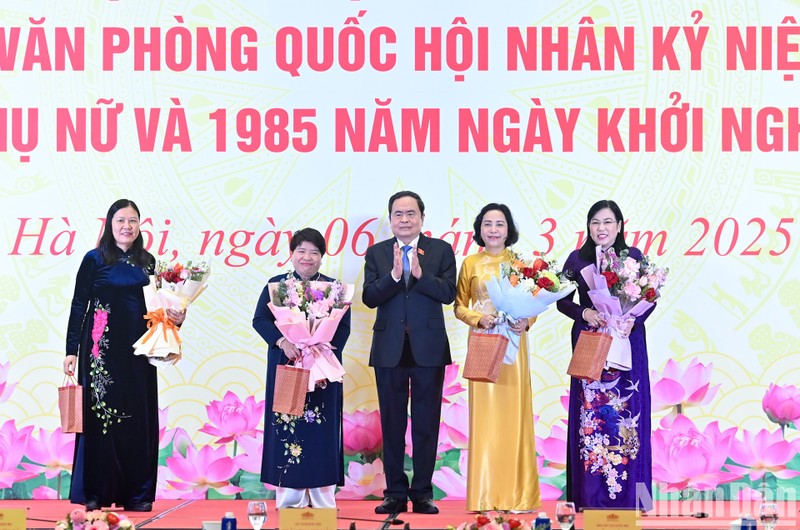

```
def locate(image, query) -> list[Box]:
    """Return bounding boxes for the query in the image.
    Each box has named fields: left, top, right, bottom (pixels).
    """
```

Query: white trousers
left=276, top=485, right=337, bottom=509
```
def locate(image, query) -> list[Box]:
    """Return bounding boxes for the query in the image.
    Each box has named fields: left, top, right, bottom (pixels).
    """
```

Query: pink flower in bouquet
left=762, top=383, right=800, bottom=427
left=650, top=357, right=720, bottom=416
left=0, top=420, right=37, bottom=488
left=432, top=465, right=466, bottom=500
left=622, top=281, right=642, bottom=300
left=726, top=428, right=800, bottom=480
left=60, top=508, right=135, bottom=530
left=32, top=485, right=57, bottom=499
left=442, top=363, right=466, bottom=403
left=70, top=508, right=87, bottom=523
left=622, top=256, right=640, bottom=276
left=199, top=391, right=264, bottom=445
left=166, top=444, right=243, bottom=498
left=651, top=414, right=741, bottom=492
left=0, top=360, right=16, bottom=404
left=343, top=409, right=383, bottom=457
left=535, top=424, right=567, bottom=477
left=21, top=427, right=74, bottom=478
left=337, top=459, right=387, bottom=499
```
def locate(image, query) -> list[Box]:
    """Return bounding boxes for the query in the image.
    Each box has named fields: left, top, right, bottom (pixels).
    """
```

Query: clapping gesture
left=392, top=243, right=423, bottom=280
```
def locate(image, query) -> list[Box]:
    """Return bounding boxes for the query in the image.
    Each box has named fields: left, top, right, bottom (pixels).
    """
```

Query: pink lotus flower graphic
left=432, top=464, right=465, bottom=500
left=158, top=407, right=171, bottom=449
left=32, top=485, right=58, bottom=499
left=437, top=398, right=469, bottom=451
left=404, top=397, right=469, bottom=455
left=0, top=420, right=37, bottom=488
left=22, top=427, right=74, bottom=478
left=159, top=405, right=192, bottom=455
left=156, top=465, right=186, bottom=500
left=0, top=360, right=16, bottom=404
left=737, top=486, right=764, bottom=501
left=535, top=424, right=567, bottom=477
left=762, top=383, right=800, bottom=429
left=727, top=428, right=800, bottom=481
left=442, top=363, right=466, bottom=403
left=166, top=444, right=244, bottom=498
left=234, top=433, right=264, bottom=475
left=343, top=409, right=382, bottom=457
left=336, top=459, right=387, bottom=499
left=651, top=358, right=720, bottom=418
left=651, top=414, right=742, bottom=492
left=199, top=391, right=264, bottom=446
left=539, top=472, right=565, bottom=501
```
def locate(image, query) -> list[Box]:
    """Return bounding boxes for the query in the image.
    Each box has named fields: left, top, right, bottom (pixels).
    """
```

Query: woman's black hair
left=577, top=199, right=628, bottom=262
left=290, top=227, right=327, bottom=255
left=471, top=203, right=519, bottom=247
left=97, top=199, right=151, bottom=267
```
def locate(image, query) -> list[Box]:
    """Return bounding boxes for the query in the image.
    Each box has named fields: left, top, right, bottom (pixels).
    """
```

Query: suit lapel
left=384, top=238, right=396, bottom=271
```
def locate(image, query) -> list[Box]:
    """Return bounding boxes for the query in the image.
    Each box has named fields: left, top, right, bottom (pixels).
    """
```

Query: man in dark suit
left=363, top=191, right=456, bottom=515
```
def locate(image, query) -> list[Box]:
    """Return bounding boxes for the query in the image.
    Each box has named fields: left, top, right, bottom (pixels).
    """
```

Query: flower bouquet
left=267, top=274, right=353, bottom=391
left=483, top=250, right=576, bottom=364
left=581, top=246, right=668, bottom=370
left=448, top=512, right=532, bottom=530
left=132, top=259, right=211, bottom=368
left=55, top=508, right=135, bottom=530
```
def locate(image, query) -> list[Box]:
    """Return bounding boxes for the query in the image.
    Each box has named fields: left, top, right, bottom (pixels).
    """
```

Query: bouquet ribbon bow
left=132, top=305, right=183, bottom=367
left=140, top=308, right=182, bottom=344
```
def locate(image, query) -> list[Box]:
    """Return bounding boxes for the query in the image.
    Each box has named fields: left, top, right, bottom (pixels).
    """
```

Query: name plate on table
left=279, top=508, right=337, bottom=530
left=583, top=509, right=639, bottom=530
left=0, top=508, right=26, bottom=530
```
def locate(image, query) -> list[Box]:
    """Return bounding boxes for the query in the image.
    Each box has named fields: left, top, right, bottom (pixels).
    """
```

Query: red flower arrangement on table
left=448, top=512, right=533, bottom=530
left=55, top=508, right=135, bottom=529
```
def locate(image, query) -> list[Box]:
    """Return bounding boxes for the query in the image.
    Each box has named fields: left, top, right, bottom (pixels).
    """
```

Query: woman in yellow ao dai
left=454, top=203, right=541, bottom=512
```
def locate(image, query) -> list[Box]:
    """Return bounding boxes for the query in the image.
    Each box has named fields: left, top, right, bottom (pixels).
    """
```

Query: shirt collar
left=396, top=235, right=420, bottom=249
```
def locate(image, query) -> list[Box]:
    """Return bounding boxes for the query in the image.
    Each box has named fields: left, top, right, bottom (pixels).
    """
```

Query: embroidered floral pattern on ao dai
left=579, top=372, right=641, bottom=500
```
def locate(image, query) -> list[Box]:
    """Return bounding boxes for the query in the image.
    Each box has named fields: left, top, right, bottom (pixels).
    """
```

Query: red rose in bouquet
left=536, top=276, right=554, bottom=290
left=643, top=287, right=658, bottom=302
left=601, top=270, right=619, bottom=287
left=532, top=257, right=549, bottom=273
